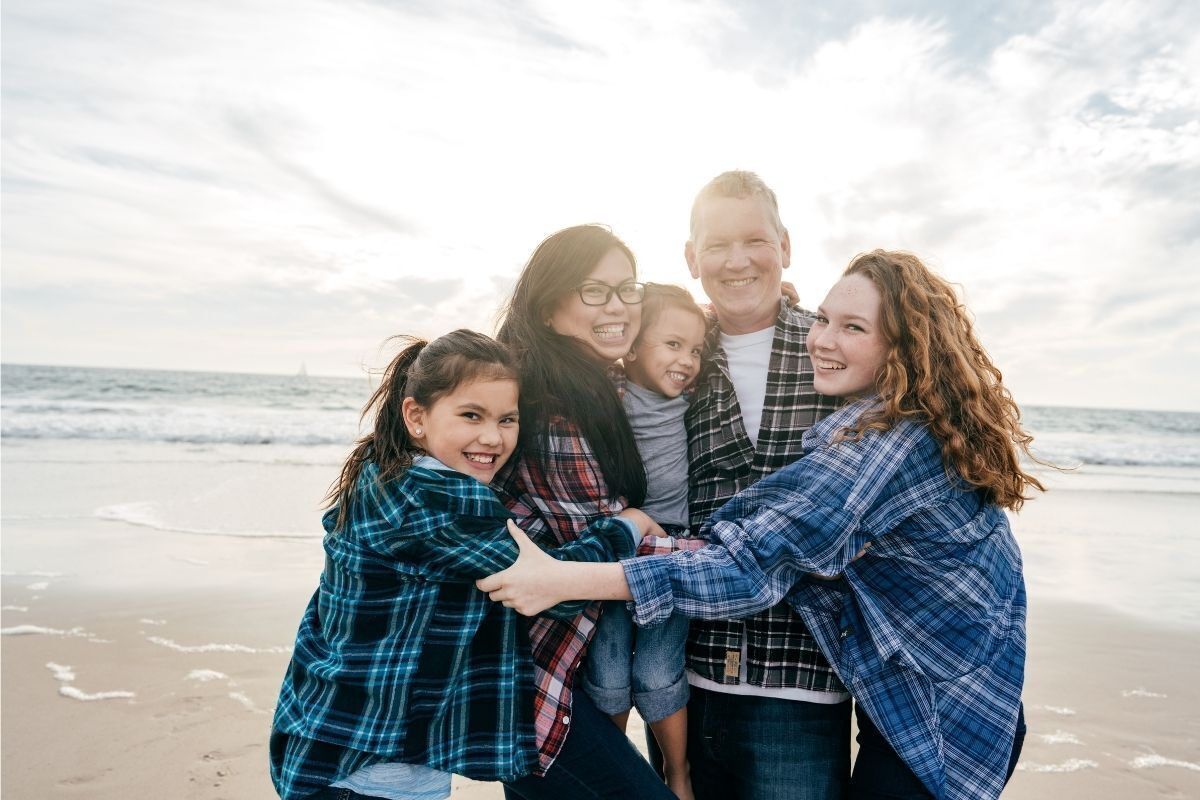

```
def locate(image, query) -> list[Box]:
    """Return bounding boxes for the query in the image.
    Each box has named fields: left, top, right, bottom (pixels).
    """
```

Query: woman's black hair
left=496, top=224, right=646, bottom=506
left=326, top=328, right=518, bottom=531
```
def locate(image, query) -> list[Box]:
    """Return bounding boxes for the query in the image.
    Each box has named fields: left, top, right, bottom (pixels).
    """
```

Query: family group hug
left=269, top=171, right=1038, bottom=800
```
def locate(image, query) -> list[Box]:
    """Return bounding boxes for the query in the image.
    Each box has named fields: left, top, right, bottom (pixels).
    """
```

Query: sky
left=2, top=0, right=1198, bottom=411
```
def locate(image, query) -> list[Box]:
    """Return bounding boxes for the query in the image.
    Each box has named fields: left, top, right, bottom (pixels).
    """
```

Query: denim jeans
left=850, top=702, right=1027, bottom=799
left=502, top=688, right=675, bottom=800
left=308, top=788, right=391, bottom=800
left=581, top=601, right=691, bottom=722
left=680, top=685, right=852, bottom=800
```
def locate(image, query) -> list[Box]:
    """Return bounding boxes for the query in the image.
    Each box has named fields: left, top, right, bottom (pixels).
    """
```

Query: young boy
left=584, top=283, right=708, bottom=800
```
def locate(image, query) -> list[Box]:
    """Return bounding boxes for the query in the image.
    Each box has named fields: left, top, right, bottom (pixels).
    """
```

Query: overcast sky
left=3, top=0, right=1198, bottom=410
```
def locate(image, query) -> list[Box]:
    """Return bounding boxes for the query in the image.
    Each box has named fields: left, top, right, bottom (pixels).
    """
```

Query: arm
left=530, top=510, right=658, bottom=620
left=480, top=479, right=865, bottom=622
left=477, top=521, right=635, bottom=616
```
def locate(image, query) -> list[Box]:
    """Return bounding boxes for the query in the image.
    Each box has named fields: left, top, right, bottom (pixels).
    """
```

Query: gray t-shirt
left=623, top=380, right=690, bottom=528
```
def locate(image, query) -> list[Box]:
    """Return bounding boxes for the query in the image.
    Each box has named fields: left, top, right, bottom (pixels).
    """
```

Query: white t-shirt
left=699, top=324, right=851, bottom=705
left=719, top=326, right=775, bottom=448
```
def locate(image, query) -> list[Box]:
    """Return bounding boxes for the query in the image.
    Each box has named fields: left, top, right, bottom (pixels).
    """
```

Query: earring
left=414, top=428, right=423, bottom=436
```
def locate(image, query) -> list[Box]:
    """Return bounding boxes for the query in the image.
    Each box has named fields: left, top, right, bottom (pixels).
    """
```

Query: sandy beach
left=3, top=437, right=1199, bottom=799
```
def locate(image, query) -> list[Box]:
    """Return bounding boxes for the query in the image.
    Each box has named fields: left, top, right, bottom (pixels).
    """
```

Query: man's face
left=685, top=195, right=790, bottom=334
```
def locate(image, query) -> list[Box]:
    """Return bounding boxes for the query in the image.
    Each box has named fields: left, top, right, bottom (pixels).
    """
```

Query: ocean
left=2, top=362, right=1200, bottom=587
left=3, top=362, right=1197, bottom=483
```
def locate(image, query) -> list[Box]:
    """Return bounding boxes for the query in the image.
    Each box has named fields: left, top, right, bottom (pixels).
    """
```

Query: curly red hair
left=840, top=250, right=1044, bottom=510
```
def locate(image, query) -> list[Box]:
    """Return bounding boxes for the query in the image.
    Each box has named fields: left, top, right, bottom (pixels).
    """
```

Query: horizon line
left=3, top=360, right=1197, bottom=416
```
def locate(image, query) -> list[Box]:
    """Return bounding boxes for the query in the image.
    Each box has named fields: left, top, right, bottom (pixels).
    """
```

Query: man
left=678, top=171, right=848, bottom=799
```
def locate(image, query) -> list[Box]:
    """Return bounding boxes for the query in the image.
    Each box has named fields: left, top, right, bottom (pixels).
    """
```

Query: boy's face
left=625, top=306, right=707, bottom=398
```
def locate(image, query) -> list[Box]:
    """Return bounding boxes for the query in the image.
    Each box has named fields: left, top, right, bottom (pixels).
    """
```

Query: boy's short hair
left=638, top=283, right=709, bottom=342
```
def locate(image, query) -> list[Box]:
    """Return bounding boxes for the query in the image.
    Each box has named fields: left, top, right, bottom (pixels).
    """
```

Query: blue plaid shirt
left=623, top=399, right=1026, bottom=800
left=271, top=456, right=634, bottom=800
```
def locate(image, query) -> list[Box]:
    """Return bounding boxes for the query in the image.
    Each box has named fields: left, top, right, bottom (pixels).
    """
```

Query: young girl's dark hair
left=497, top=225, right=647, bottom=507
left=326, top=328, right=518, bottom=531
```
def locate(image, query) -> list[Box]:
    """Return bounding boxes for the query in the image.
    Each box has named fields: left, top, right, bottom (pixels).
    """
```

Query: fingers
left=476, top=570, right=503, bottom=592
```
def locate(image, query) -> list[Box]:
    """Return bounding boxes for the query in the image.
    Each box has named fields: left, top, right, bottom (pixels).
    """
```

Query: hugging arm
left=481, top=488, right=864, bottom=622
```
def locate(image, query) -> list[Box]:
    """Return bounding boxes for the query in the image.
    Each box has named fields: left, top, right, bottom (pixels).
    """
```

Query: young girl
left=583, top=283, right=707, bottom=800
left=480, top=250, right=1037, bottom=800
left=269, top=329, right=639, bottom=800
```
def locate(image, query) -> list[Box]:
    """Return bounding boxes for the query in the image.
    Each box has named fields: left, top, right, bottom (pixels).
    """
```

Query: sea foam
left=45, top=661, right=135, bottom=702
left=147, top=636, right=290, bottom=654
left=1131, top=754, right=1200, bottom=772
left=1033, top=704, right=1077, bottom=716
left=1018, top=758, right=1099, bottom=773
left=2, top=625, right=93, bottom=638
left=96, top=503, right=316, bottom=539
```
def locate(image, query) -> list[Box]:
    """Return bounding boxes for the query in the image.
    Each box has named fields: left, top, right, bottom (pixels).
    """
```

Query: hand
left=476, top=520, right=570, bottom=616
left=781, top=281, right=800, bottom=305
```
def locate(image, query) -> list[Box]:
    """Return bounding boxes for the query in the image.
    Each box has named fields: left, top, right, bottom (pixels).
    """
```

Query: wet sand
left=3, top=443, right=1198, bottom=798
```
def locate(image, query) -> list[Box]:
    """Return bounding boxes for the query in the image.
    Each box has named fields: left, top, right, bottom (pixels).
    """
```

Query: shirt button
left=840, top=626, right=854, bottom=639
left=562, top=715, right=571, bottom=725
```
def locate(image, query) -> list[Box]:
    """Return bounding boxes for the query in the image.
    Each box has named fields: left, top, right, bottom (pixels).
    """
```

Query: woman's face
left=546, top=247, right=642, bottom=365
left=807, top=274, right=889, bottom=398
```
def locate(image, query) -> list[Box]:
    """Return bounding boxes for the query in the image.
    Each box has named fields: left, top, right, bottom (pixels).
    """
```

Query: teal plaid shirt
left=271, top=456, right=634, bottom=800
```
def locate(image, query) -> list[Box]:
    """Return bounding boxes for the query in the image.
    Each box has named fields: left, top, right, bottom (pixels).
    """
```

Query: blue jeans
left=308, top=789, right=390, bottom=800
left=682, top=685, right=851, bottom=800
left=502, top=688, right=675, bottom=800
left=582, top=601, right=690, bottom=722
left=849, top=702, right=1026, bottom=799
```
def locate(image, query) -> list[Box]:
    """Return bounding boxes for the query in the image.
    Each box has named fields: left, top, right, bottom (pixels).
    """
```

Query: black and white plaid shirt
left=684, top=298, right=844, bottom=692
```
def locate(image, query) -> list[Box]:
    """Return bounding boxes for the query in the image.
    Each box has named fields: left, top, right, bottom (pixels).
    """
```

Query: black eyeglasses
left=576, top=281, right=646, bottom=306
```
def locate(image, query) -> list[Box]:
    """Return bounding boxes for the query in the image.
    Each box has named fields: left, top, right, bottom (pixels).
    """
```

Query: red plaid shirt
left=495, top=414, right=627, bottom=774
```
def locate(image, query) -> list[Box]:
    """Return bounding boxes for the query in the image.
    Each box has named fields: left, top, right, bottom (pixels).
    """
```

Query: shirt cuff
left=621, top=554, right=676, bottom=627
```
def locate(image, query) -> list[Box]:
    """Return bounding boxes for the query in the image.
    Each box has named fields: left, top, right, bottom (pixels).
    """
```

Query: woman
left=494, top=224, right=674, bottom=800
left=482, top=250, right=1037, bottom=800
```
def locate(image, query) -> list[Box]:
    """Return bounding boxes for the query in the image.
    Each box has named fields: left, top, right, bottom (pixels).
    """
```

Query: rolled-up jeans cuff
left=634, top=671, right=689, bottom=723
left=580, top=676, right=633, bottom=716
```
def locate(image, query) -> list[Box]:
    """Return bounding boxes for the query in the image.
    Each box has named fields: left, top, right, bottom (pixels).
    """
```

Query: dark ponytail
left=326, top=329, right=518, bottom=531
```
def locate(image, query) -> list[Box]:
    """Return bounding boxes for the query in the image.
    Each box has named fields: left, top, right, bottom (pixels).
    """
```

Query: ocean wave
left=95, top=503, right=320, bottom=539
left=146, top=635, right=290, bottom=654
left=3, top=425, right=353, bottom=447
left=4, top=367, right=1198, bottom=471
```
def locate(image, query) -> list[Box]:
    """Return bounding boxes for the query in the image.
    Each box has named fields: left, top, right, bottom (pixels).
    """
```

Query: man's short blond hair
left=688, top=170, right=784, bottom=240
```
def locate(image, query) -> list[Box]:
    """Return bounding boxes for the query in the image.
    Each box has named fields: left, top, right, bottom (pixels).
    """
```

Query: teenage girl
left=481, top=250, right=1037, bottom=800
left=269, top=329, right=638, bottom=800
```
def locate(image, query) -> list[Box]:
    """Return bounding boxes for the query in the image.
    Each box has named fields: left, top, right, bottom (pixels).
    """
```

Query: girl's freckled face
left=807, top=274, right=889, bottom=398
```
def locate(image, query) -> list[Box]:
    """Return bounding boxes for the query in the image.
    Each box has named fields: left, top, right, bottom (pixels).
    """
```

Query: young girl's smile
left=404, top=377, right=520, bottom=483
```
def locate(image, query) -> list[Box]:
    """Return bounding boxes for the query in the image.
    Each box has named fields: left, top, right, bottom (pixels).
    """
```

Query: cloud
left=224, top=110, right=419, bottom=235
left=2, top=0, right=1198, bottom=409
